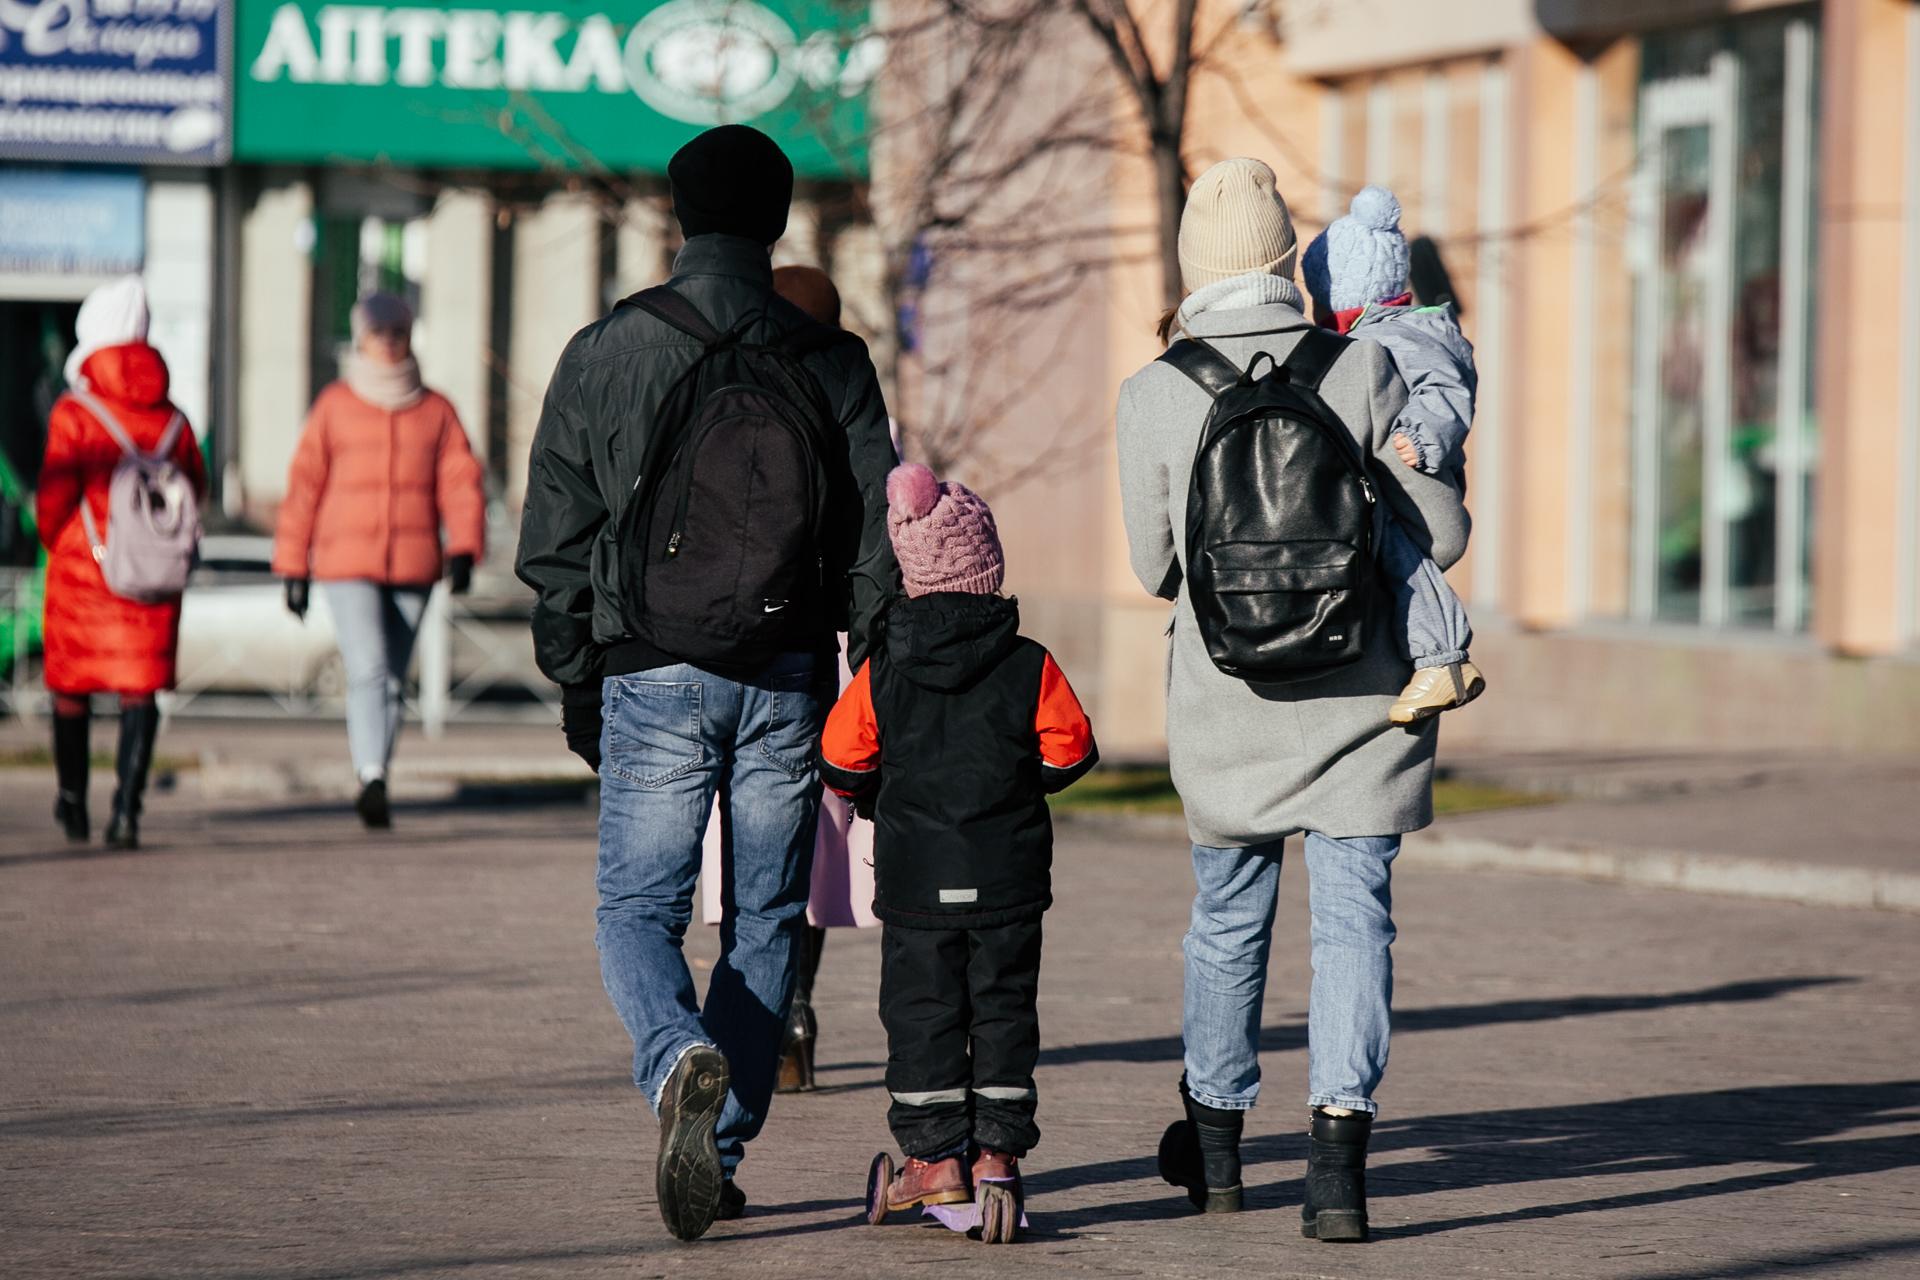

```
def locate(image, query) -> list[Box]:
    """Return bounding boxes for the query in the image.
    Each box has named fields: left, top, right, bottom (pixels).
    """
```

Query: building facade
left=984, top=0, right=1920, bottom=757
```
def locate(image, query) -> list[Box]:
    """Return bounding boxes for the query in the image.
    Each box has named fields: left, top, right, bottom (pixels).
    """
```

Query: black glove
left=448, top=554, right=474, bottom=596
left=561, top=682, right=603, bottom=774
left=285, top=578, right=310, bottom=620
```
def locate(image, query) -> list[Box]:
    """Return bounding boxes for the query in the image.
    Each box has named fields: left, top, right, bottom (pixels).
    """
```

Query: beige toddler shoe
left=1389, top=661, right=1486, bottom=724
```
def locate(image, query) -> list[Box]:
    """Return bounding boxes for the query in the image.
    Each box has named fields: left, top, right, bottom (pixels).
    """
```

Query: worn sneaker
left=656, top=1045, right=731, bottom=1241
left=885, top=1154, right=972, bottom=1212
left=1389, top=661, right=1486, bottom=725
left=717, top=1180, right=747, bottom=1221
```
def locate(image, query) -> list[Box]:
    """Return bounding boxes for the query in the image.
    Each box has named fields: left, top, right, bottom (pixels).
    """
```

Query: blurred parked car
left=175, top=534, right=343, bottom=700
left=173, top=533, right=551, bottom=711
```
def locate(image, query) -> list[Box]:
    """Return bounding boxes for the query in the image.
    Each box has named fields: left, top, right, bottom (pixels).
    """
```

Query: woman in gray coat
left=1116, top=158, right=1470, bottom=1243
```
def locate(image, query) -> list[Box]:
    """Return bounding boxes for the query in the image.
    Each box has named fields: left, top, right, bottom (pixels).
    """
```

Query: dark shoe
left=1158, top=1076, right=1244, bottom=1213
left=103, top=808, right=139, bottom=851
left=53, top=710, right=90, bottom=843
left=884, top=1154, right=971, bottom=1212
left=55, top=791, right=89, bottom=843
left=1301, top=1107, right=1373, bottom=1242
left=775, top=1001, right=817, bottom=1093
left=104, top=703, right=160, bottom=851
left=356, top=778, right=391, bottom=830
left=717, top=1180, right=746, bottom=1221
left=655, top=1045, right=730, bottom=1242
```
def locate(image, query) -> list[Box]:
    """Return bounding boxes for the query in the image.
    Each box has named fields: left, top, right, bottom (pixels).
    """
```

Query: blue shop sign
left=0, top=1, right=229, bottom=165
left=0, top=169, right=144, bottom=273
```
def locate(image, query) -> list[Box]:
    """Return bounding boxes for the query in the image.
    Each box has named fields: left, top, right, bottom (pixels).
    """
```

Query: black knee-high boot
left=1301, top=1107, right=1373, bottom=1242
left=776, top=925, right=825, bottom=1093
left=52, top=708, right=91, bottom=842
left=1158, top=1075, right=1245, bottom=1212
left=104, top=702, right=160, bottom=851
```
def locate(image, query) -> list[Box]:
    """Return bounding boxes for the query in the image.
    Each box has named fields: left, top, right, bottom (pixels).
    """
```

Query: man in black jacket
left=514, top=125, right=900, bottom=1242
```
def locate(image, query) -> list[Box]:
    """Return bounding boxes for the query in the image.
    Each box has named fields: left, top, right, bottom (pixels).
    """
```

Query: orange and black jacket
left=820, top=593, right=1097, bottom=928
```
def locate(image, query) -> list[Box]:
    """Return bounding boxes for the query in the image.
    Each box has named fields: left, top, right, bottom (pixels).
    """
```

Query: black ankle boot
left=1301, top=1107, right=1372, bottom=1242
left=103, top=703, right=160, bottom=851
left=52, top=710, right=91, bottom=843
left=1157, top=1075, right=1244, bottom=1212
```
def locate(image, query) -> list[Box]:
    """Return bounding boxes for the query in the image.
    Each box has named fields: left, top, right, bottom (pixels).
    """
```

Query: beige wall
left=1001, top=0, right=1920, bottom=759
left=1814, top=0, right=1914, bottom=654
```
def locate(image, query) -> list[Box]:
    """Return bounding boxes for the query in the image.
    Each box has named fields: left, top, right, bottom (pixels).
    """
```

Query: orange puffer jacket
left=272, top=380, right=486, bottom=586
left=37, top=343, right=208, bottom=696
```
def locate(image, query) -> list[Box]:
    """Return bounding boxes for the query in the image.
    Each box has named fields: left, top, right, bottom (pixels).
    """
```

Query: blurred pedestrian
left=699, top=263, right=883, bottom=1097
left=516, top=124, right=900, bottom=1240
left=273, top=292, right=486, bottom=829
left=38, top=276, right=207, bottom=850
left=1117, top=158, right=1471, bottom=1242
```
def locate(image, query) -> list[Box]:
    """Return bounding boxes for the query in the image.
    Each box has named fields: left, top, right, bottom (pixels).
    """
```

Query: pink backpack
left=71, top=388, right=201, bottom=602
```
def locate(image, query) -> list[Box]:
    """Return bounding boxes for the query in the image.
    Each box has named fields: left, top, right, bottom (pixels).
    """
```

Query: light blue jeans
left=1381, top=515, right=1472, bottom=668
left=1184, top=833, right=1401, bottom=1115
left=595, top=653, right=828, bottom=1176
left=320, top=581, right=430, bottom=782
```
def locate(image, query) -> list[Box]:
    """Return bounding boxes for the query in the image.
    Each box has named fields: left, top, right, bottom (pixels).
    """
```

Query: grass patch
left=1054, top=765, right=1547, bottom=819
left=0, top=746, right=198, bottom=773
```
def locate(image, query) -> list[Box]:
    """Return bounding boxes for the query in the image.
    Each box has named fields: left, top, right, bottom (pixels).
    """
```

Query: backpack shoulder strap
left=1157, top=339, right=1241, bottom=401
left=619, top=286, right=725, bottom=345
left=69, top=387, right=143, bottom=459
left=1280, top=327, right=1348, bottom=392
left=154, top=410, right=188, bottom=460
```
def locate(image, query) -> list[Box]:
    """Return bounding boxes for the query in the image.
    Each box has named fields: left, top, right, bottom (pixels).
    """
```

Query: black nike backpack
left=613, top=287, right=844, bottom=668
left=1159, top=327, right=1380, bottom=681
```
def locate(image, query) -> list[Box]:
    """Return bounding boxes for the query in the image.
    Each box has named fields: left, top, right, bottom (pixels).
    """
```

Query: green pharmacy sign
left=232, top=0, right=877, bottom=177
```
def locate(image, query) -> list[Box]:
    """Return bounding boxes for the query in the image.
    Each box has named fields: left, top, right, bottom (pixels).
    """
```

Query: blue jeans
left=320, top=581, right=430, bottom=781
left=1380, top=515, right=1472, bottom=668
left=1184, top=833, right=1400, bottom=1115
left=595, top=653, right=828, bottom=1176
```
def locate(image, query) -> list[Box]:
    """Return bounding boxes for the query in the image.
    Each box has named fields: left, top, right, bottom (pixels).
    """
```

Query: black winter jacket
left=819, top=594, right=1098, bottom=928
left=514, top=234, right=901, bottom=686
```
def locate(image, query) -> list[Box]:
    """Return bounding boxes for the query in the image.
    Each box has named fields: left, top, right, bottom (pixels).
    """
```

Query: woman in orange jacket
left=40, top=276, right=207, bottom=849
left=272, top=293, right=485, bottom=828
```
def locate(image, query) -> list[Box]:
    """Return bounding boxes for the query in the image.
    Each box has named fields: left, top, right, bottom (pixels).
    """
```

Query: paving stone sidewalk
left=2, top=778, right=1916, bottom=1279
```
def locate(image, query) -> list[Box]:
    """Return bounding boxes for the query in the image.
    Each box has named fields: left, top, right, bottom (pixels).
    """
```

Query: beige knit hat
left=1178, top=158, right=1299, bottom=292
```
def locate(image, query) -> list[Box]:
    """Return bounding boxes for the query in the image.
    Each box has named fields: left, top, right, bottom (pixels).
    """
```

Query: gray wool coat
left=1116, top=300, right=1472, bottom=847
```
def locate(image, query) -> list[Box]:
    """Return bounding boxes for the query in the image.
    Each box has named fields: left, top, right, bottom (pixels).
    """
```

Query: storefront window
left=1630, top=9, right=1818, bottom=631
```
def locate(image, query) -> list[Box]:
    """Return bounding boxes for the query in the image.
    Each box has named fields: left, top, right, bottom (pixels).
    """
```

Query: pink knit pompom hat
left=886, top=463, right=1005, bottom=598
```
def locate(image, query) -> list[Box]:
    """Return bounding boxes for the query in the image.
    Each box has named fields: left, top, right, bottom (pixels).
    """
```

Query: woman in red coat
left=38, top=277, right=207, bottom=849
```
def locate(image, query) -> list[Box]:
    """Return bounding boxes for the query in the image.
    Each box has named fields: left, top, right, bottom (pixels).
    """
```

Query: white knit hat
left=1178, top=158, right=1299, bottom=292
left=1301, top=185, right=1410, bottom=313
left=65, top=275, right=149, bottom=387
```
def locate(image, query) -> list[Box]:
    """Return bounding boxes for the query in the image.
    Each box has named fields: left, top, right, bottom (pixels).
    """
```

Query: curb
left=194, top=753, right=594, bottom=803
left=1057, top=811, right=1920, bottom=915
left=1414, top=834, right=1920, bottom=915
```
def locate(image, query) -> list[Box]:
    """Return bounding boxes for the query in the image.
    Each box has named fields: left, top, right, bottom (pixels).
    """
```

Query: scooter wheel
left=978, top=1182, right=1019, bottom=1244
left=865, top=1151, right=894, bottom=1226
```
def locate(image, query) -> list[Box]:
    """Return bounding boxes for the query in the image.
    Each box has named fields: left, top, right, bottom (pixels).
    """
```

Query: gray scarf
left=1173, top=272, right=1307, bottom=341
left=343, top=353, right=424, bottom=410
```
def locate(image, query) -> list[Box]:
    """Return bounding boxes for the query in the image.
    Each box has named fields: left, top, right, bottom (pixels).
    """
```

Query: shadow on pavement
left=1635, top=1234, right=1920, bottom=1279
left=1037, top=975, right=1854, bottom=1067
left=1032, top=1079, right=1920, bottom=1239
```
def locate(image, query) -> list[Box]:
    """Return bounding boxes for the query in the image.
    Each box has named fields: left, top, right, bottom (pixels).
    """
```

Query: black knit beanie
left=668, top=125, right=794, bottom=245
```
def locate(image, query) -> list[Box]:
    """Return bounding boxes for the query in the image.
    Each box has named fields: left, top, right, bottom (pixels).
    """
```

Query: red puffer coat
left=271, top=381, right=485, bottom=586
left=37, top=343, right=208, bottom=696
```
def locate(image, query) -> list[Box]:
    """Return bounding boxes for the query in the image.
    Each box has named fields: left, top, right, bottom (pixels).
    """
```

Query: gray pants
left=1379, top=516, right=1472, bottom=669
left=321, top=581, right=430, bottom=781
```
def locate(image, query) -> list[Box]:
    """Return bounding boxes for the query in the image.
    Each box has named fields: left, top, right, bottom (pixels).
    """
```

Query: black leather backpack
left=1160, top=328, right=1379, bottom=681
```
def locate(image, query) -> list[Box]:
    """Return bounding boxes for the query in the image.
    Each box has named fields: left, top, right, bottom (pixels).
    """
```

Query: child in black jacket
left=821, top=463, right=1097, bottom=1242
